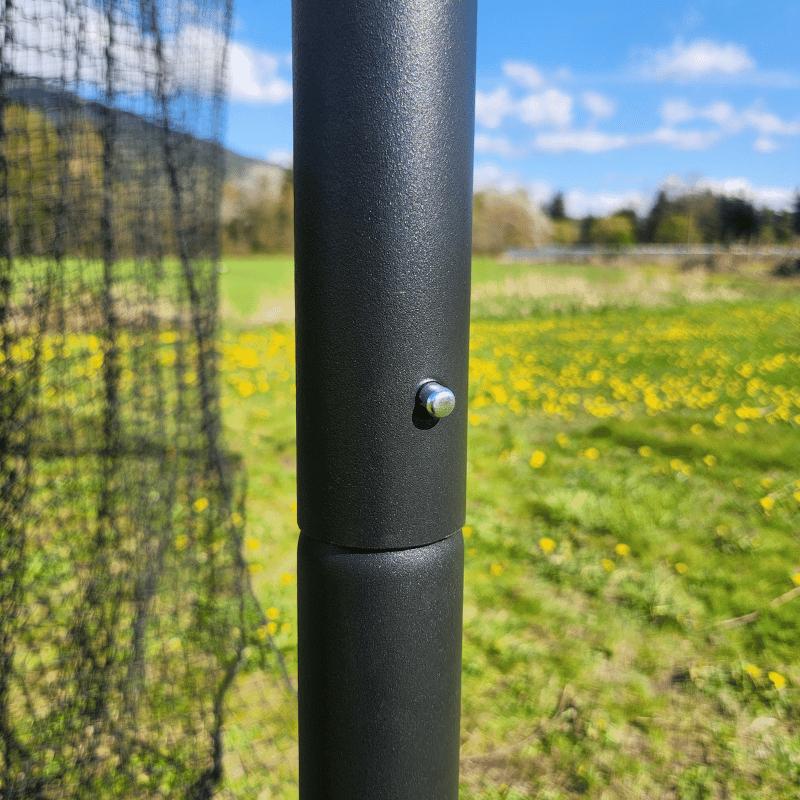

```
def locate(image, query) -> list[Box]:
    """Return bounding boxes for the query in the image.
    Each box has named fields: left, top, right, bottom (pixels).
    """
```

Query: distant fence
left=504, top=245, right=800, bottom=264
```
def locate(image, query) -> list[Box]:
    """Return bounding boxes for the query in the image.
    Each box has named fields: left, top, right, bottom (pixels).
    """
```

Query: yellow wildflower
left=539, top=537, right=556, bottom=553
left=615, top=543, right=631, bottom=557
left=768, top=671, right=786, bottom=689
left=192, top=497, right=209, bottom=513
left=601, top=558, right=615, bottom=572
left=759, top=497, right=775, bottom=512
left=280, top=573, right=296, bottom=585
left=529, top=451, right=546, bottom=468
left=490, top=563, right=504, bottom=577
left=675, top=562, right=688, bottom=575
left=745, top=664, right=761, bottom=680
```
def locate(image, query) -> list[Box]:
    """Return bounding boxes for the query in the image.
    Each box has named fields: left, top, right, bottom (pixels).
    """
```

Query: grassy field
left=215, top=257, right=800, bottom=799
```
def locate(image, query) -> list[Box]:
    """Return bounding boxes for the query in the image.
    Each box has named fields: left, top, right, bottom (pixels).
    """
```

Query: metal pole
left=293, top=0, right=476, bottom=797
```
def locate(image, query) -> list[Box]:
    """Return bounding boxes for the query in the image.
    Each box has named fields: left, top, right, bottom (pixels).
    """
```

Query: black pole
left=293, top=0, right=476, bottom=796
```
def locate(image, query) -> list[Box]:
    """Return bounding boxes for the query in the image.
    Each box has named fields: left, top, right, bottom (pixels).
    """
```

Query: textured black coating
left=293, top=0, right=477, bottom=549
left=297, top=532, right=464, bottom=800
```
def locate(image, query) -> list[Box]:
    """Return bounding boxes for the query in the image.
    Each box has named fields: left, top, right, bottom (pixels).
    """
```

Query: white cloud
left=753, top=138, right=779, bottom=153
left=566, top=189, right=649, bottom=218
left=643, top=38, right=755, bottom=81
left=473, top=163, right=540, bottom=196
left=518, top=89, right=573, bottom=128
left=474, top=134, right=521, bottom=158
left=267, top=148, right=293, bottom=167
left=684, top=176, right=796, bottom=210
left=660, top=98, right=696, bottom=126
left=660, top=99, right=800, bottom=143
left=534, top=130, right=630, bottom=154
left=475, top=87, right=516, bottom=129
left=2, top=0, right=290, bottom=105
left=582, top=92, right=616, bottom=122
left=644, top=127, right=720, bottom=150
left=502, top=60, right=545, bottom=90
left=229, top=42, right=292, bottom=104
left=743, top=106, right=800, bottom=136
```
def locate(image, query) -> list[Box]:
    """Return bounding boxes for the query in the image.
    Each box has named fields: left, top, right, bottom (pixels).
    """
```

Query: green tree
left=545, top=191, right=566, bottom=221
left=642, top=190, right=669, bottom=243
left=654, top=213, right=700, bottom=244
left=589, top=214, right=635, bottom=246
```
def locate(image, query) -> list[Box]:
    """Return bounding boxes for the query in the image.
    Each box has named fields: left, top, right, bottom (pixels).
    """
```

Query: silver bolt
left=418, top=381, right=456, bottom=419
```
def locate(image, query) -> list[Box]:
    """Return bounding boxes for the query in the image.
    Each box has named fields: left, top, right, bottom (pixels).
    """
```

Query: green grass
left=215, top=258, right=800, bottom=799
left=218, top=255, right=294, bottom=319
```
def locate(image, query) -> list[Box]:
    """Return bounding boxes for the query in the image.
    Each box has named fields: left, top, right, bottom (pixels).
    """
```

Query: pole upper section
left=293, top=0, right=477, bottom=550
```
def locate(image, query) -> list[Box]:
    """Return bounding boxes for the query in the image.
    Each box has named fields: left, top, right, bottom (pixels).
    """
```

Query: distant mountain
left=4, top=74, right=286, bottom=194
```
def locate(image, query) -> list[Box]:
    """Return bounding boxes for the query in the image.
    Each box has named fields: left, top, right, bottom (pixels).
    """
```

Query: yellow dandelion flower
left=690, top=423, right=704, bottom=435
left=281, top=622, right=292, bottom=633
left=615, top=543, right=631, bottom=557
left=247, top=538, right=260, bottom=551
left=703, top=454, right=717, bottom=467
left=192, top=497, right=209, bottom=513
left=759, top=496, right=775, bottom=512
left=230, top=512, right=243, bottom=526
left=735, top=422, right=749, bottom=434
left=675, top=562, right=688, bottom=575
left=237, top=380, right=255, bottom=398
left=760, top=477, right=774, bottom=489
left=585, top=447, right=599, bottom=460
left=638, top=445, right=652, bottom=457
left=539, top=537, right=556, bottom=553
left=267, top=622, right=278, bottom=635
left=792, top=573, right=800, bottom=586
left=794, top=492, right=800, bottom=504
left=280, top=573, right=296, bottom=585
left=255, top=626, right=268, bottom=642
left=601, top=558, right=615, bottom=572
left=768, top=671, right=786, bottom=689
left=529, top=450, right=546, bottom=468
left=745, top=664, right=761, bottom=680
left=490, top=563, right=504, bottom=576
left=175, top=534, right=189, bottom=551
left=467, top=548, right=477, bottom=557
left=266, top=607, right=279, bottom=620
left=463, top=526, right=473, bottom=537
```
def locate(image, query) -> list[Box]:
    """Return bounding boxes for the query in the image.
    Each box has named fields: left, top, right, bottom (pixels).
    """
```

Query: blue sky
left=226, top=0, right=799, bottom=217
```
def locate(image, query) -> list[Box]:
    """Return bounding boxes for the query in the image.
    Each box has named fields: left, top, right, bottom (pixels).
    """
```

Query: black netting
left=0, top=0, right=282, bottom=796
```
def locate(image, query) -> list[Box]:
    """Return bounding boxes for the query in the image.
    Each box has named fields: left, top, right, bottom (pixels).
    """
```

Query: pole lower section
left=298, top=532, right=464, bottom=800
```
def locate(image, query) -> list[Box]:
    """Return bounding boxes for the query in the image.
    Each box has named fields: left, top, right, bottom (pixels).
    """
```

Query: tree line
left=471, top=187, right=800, bottom=255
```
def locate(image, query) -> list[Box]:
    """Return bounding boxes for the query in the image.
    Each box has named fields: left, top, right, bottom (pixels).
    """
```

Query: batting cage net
left=0, top=0, right=285, bottom=796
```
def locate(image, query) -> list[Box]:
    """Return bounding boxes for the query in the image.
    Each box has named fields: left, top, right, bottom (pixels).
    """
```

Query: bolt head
left=418, top=381, right=455, bottom=419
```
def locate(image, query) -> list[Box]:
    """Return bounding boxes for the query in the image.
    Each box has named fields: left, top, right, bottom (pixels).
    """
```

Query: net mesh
left=0, top=0, right=285, bottom=796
